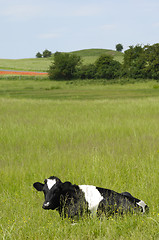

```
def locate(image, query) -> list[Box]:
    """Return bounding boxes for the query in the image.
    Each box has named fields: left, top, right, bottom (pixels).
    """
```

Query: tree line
left=36, top=49, right=52, bottom=58
left=47, top=43, right=159, bottom=81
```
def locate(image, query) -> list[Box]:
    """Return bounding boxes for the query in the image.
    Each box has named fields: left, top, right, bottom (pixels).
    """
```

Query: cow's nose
left=42, top=202, right=50, bottom=209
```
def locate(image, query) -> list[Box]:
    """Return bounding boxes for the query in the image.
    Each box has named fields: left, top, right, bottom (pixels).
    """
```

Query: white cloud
left=0, top=1, right=103, bottom=22
left=38, top=33, right=60, bottom=39
left=71, top=4, right=103, bottom=17
left=0, top=3, right=43, bottom=20
left=100, top=24, right=116, bottom=31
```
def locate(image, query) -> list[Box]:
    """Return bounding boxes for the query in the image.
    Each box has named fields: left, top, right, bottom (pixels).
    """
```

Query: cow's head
left=33, top=176, right=62, bottom=210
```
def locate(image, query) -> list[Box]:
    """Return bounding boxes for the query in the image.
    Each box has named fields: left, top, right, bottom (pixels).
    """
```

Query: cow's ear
left=33, top=182, right=44, bottom=191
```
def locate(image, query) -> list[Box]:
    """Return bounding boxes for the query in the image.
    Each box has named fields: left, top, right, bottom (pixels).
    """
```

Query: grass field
left=0, top=77, right=159, bottom=100
left=0, top=78, right=159, bottom=239
left=0, top=49, right=123, bottom=72
left=0, top=58, right=52, bottom=72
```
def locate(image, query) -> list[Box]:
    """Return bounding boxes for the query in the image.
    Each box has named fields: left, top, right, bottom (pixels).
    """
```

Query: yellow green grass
left=0, top=58, right=52, bottom=72
left=0, top=79, right=159, bottom=239
left=0, top=78, right=159, bottom=100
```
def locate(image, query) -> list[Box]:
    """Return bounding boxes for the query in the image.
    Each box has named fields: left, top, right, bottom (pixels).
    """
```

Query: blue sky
left=1, top=0, right=159, bottom=59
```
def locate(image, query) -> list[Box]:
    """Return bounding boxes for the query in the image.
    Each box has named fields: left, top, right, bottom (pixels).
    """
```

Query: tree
left=122, top=45, right=146, bottom=78
left=36, top=52, right=42, bottom=58
left=76, top=64, right=96, bottom=79
left=43, top=49, right=52, bottom=58
left=48, top=52, right=81, bottom=80
left=95, top=54, right=121, bottom=79
left=144, top=43, right=159, bottom=79
left=116, top=44, right=123, bottom=52
left=122, top=44, right=159, bottom=79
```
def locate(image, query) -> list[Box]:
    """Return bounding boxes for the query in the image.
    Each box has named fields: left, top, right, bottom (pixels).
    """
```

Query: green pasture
left=0, top=49, right=123, bottom=72
left=0, top=78, right=159, bottom=239
left=0, top=58, right=52, bottom=72
left=0, top=77, right=159, bottom=101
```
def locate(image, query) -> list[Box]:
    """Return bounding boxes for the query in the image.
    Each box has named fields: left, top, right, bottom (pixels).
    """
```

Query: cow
left=33, top=176, right=149, bottom=219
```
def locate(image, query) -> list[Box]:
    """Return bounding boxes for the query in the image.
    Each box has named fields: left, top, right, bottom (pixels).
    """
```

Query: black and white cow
left=33, top=176, right=149, bottom=219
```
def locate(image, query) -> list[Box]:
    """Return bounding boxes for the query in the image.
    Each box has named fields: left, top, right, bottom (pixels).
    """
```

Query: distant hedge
left=123, top=43, right=159, bottom=80
left=48, top=43, right=159, bottom=81
left=48, top=52, right=121, bottom=81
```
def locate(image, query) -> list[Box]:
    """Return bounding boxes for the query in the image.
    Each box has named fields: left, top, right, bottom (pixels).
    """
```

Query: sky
left=1, top=0, right=159, bottom=59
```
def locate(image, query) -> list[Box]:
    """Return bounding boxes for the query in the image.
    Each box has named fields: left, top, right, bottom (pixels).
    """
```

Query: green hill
left=0, top=49, right=123, bottom=72
left=71, top=48, right=123, bottom=57
left=71, top=48, right=123, bottom=65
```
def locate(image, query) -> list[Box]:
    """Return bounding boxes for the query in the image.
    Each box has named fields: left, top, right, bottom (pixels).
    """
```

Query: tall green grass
left=0, top=78, right=159, bottom=100
left=0, top=86, right=159, bottom=239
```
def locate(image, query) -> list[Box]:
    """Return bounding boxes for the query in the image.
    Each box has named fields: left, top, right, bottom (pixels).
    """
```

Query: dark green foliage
left=95, top=55, right=121, bottom=79
left=75, top=55, right=121, bottom=80
left=42, top=49, right=52, bottom=58
left=116, top=44, right=123, bottom=52
left=123, top=44, right=159, bottom=80
left=36, top=49, right=52, bottom=58
left=36, top=52, right=42, bottom=58
left=123, top=45, right=144, bottom=67
left=48, top=52, right=81, bottom=80
left=123, top=45, right=146, bottom=79
left=144, top=44, right=159, bottom=79
left=48, top=43, right=159, bottom=81
left=76, top=64, right=97, bottom=79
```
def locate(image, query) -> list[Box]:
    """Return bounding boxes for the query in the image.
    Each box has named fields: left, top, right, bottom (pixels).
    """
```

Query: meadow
left=0, top=77, right=159, bottom=239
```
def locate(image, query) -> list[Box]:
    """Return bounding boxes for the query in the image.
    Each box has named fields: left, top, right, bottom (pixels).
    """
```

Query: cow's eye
left=44, top=179, right=47, bottom=184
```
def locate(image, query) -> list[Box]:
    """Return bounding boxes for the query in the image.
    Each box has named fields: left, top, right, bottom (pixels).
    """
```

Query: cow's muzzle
left=42, top=202, right=50, bottom=209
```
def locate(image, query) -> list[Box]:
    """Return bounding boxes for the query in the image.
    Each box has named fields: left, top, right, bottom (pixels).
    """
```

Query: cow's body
left=33, top=176, right=149, bottom=219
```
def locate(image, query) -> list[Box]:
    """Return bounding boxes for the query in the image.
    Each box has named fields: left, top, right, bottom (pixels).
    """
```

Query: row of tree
left=48, top=43, right=159, bottom=80
left=48, top=52, right=122, bottom=80
left=36, top=49, right=52, bottom=58
left=123, top=44, right=159, bottom=79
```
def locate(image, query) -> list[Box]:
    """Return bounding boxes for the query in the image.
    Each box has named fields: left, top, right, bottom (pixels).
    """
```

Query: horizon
left=0, top=47, right=123, bottom=60
left=1, top=0, right=159, bottom=59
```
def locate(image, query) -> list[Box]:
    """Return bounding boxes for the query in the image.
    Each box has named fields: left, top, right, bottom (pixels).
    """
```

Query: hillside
left=0, top=48, right=123, bottom=72
left=71, top=48, right=123, bottom=64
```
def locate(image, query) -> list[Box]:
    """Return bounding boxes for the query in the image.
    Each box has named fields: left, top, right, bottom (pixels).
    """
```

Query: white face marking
left=137, top=200, right=146, bottom=213
left=47, top=179, right=56, bottom=190
left=79, top=185, right=103, bottom=215
left=43, top=202, right=50, bottom=207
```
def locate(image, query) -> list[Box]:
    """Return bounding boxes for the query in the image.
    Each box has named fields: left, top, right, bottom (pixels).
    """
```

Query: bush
left=48, top=52, right=81, bottom=80
left=48, top=52, right=122, bottom=81
left=95, top=54, right=121, bottom=79
left=76, top=64, right=96, bottom=79
left=144, top=44, right=159, bottom=79
left=123, top=43, right=159, bottom=79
